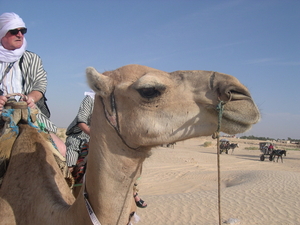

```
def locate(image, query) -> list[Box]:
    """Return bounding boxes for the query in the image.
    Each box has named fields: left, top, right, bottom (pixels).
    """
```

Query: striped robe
left=65, top=95, right=94, bottom=167
left=19, top=50, right=57, bottom=133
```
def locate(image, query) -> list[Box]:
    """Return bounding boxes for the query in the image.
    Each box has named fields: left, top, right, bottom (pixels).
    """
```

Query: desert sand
left=56, top=128, right=300, bottom=225
left=133, top=137, right=300, bottom=225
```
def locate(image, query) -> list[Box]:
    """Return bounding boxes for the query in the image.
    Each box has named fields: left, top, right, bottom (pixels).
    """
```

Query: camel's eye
left=138, top=87, right=161, bottom=99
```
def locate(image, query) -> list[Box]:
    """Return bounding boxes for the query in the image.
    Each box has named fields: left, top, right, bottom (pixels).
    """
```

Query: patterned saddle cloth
left=0, top=101, right=73, bottom=188
left=72, top=142, right=89, bottom=184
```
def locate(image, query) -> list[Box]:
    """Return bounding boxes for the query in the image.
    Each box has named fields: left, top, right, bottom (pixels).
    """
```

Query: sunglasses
left=8, top=28, right=27, bottom=35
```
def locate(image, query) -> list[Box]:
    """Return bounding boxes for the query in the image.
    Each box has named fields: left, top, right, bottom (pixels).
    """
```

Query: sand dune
left=136, top=137, right=300, bottom=225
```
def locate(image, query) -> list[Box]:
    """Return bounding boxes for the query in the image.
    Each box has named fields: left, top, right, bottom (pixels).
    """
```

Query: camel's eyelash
left=137, top=87, right=162, bottom=99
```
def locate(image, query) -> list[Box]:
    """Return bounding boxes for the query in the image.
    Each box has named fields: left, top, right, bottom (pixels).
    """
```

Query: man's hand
left=0, top=95, right=8, bottom=112
left=68, top=167, right=74, bottom=173
left=21, top=95, right=36, bottom=108
left=25, top=96, right=36, bottom=108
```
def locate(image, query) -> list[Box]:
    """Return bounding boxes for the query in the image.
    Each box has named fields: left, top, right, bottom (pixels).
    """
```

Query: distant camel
left=0, top=64, right=260, bottom=224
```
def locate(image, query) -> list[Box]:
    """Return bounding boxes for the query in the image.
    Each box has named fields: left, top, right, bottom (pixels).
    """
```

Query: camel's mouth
left=219, top=98, right=260, bottom=134
left=216, top=83, right=260, bottom=127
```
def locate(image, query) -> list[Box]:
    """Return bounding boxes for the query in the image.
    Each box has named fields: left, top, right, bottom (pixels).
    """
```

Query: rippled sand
left=136, top=137, right=300, bottom=225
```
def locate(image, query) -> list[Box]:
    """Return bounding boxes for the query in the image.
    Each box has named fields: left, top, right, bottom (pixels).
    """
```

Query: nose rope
left=216, top=101, right=225, bottom=134
left=215, top=100, right=225, bottom=225
left=213, top=92, right=232, bottom=225
left=213, top=92, right=232, bottom=138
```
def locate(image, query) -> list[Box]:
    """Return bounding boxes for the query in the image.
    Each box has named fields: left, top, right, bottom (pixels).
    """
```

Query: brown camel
left=0, top=64, right=260, bottom=225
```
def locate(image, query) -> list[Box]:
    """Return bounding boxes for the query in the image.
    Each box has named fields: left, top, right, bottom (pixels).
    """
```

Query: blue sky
left=1, top=0, right=299, bottom=139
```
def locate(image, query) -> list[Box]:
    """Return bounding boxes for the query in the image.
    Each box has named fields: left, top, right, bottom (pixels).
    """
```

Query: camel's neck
left=75, top=96, right=147, bottom=224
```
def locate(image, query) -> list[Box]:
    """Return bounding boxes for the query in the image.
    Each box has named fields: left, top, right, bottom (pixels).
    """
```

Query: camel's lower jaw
left=223, top=100, right=261, bottom=125
left=219, top=117, right=256, bottom=135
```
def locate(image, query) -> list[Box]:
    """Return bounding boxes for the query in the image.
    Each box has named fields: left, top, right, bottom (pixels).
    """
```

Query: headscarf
left=0, top=12, right=27, bottom=62
left=84, top=90, right=95, bottom=100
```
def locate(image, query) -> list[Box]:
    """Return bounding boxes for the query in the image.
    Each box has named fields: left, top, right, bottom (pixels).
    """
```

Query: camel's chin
left=223, top=101, right=260, bottom=125
left=221, top=104, right=260, bottom=134
left=220, top=118, right=254, bottom=135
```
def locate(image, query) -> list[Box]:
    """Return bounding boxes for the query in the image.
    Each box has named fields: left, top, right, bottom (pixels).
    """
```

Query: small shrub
left=245, top=146, right=259, bottom=150
left=285, top=148, right=300, bottom=151
left=203, top=141, right=212, bottom=147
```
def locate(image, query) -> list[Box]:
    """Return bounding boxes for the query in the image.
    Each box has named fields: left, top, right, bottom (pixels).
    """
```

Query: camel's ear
left=86, top=67, right=114, bottom=97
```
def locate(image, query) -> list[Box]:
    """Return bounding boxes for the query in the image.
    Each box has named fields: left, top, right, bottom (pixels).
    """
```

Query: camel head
left=86, top=64, right=260, bottom=148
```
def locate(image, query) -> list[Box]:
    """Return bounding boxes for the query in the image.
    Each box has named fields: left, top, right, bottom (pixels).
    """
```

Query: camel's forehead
left=103, top=64, right=167, bottom=81
left=101, top=64, right=240, bottom=88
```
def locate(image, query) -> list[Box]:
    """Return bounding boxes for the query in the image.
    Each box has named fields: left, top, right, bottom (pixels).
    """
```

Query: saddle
left=0, top=99, right=73, bottom=187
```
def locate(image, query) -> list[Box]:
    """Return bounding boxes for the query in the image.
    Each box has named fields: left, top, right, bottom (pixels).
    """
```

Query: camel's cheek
left=117, top=104, right=216, bottom=146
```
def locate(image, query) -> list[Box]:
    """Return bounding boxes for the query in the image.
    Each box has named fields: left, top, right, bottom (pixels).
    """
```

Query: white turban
left=0, top=12, right=27, bottom=62
left=84, top=90, right=95, bottom=99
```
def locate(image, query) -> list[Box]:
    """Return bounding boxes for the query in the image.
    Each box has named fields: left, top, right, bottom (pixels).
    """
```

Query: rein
left=102, top=93, right=140, bottom=150
left=5, top=93, right=28, bottom=101
left=82, top=175, right=102, bottom=225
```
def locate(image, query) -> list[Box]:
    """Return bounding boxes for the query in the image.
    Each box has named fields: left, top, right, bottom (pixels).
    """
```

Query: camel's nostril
left=230, top=90, right=247, bottom=96
left=229, top=90, right=251, bottom=100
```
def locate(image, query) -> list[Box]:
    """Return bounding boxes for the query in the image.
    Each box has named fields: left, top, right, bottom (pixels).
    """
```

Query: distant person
left=226, top=141, right=230, bottom=147
left=65, top=91, right=94, bottom=171
left=268, top=143, right=274, bottom=154
left=0, top=12, right=66, bottom=156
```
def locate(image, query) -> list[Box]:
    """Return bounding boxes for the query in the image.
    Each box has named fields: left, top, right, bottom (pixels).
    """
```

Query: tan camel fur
left=0, top=64, right=260, bottom=225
